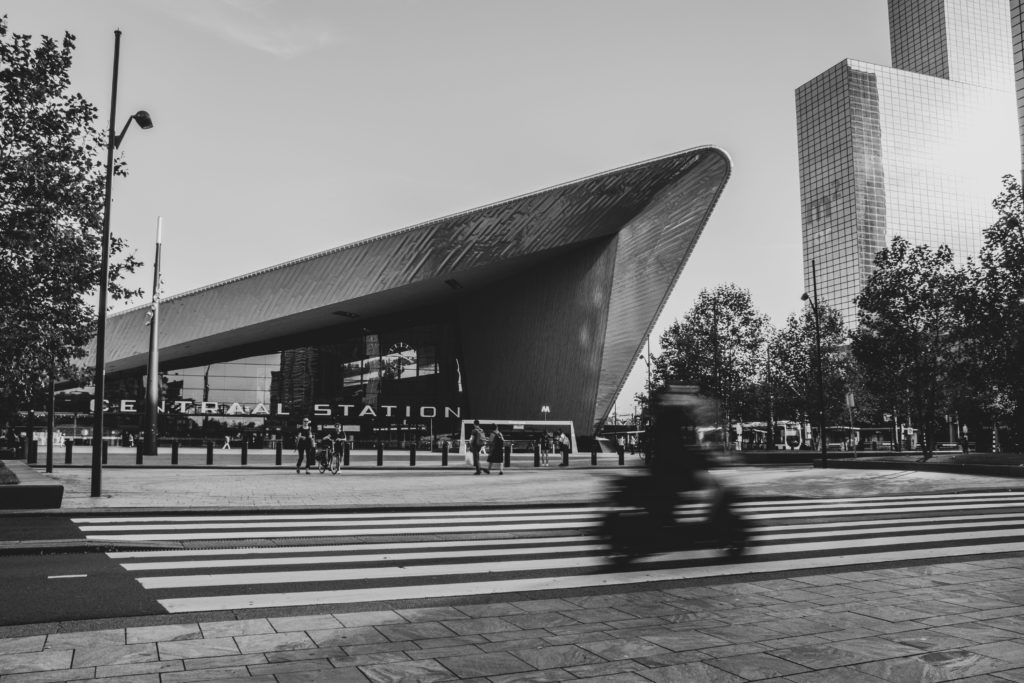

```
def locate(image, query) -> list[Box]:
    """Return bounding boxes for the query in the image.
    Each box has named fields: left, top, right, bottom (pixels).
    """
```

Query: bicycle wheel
left=317, top=449, right=327, bottom=473
left=330, top=453, right=341, bottom=474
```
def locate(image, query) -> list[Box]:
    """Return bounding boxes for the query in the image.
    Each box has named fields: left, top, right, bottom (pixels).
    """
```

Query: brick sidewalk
left=2, top=555, right=1023, bottom=681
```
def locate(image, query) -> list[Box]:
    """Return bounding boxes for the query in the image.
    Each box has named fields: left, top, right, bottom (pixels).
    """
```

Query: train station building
left=67, top=147, right=731, bottom=448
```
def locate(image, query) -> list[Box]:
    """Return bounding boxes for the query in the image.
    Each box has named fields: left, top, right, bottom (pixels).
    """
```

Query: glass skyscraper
left=796, top=0, right=1018, bottom=327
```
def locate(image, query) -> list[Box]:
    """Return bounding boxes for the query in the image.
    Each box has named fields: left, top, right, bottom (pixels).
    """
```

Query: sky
left=5, top=0, right=893, bottom=415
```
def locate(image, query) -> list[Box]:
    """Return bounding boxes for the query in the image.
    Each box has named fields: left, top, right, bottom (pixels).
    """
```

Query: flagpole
left=144, top=217, right=162, bottom=456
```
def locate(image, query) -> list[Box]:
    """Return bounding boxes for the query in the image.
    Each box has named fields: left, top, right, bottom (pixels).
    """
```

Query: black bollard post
left=136, top=440, right=143, bottom=465
left=561, top=448, right=569, bottom=467
left=377, top=442, right=383, bottom=466
left=65, top=440, right=73, bottom=465
left=241, top=440, right=248, bottom=466
left=441, top=440, right=449, bottom=467
left=618, top=445, right=625, bottom=466
left=343, top=441, right=350, bottom=466
left=410, top=443, right=416, bottom=467
left=206, top=441, right=213, bottom=466
left=275, top=440, right=283, bottom=466
left=591, top=442, right=597, bottom=466
left=171, top=440, right=179, bottom=465
left=534, top=442, right=541, bottom=468
left=504, top=443, right=511, bottom=468
left=27, top=439, right=37, bottom=464
left=102, top=441, right=108, bottom=464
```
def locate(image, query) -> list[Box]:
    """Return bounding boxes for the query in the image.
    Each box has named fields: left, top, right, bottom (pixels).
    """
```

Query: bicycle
left=315, top=440, right=342, bottom=474
left=315, top=444, right=329, bottom=473
left=328, top=443, right=341, bottom=474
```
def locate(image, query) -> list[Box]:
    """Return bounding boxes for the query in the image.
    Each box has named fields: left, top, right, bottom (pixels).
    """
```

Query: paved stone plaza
left=1, top=554, right=1024, bottom=681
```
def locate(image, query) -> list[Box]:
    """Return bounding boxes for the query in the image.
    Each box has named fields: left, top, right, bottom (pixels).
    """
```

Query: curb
left=814, top=458, right=1024, bottom=478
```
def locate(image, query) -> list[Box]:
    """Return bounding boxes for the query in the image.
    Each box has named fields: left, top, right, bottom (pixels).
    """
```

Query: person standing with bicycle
left=323, top=422, right=345, bottom=473
left=312, top=422, right=346, bottom=474
left=295, top=417, right=315, bottom=475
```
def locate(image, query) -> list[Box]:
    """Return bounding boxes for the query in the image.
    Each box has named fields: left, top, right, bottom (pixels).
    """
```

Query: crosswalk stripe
left=120, top=542, right=608, bottom=571
left=71, top=507, right=613, bottom=525
left=85, top=520, right=603, bottom=542
left=75, top=512, right=605, bottom=533
left=108, top=535, right=589, bottom=559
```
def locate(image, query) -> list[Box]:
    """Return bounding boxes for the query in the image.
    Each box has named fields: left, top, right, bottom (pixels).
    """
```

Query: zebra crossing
left=73, top=491, right=1024, bottom=614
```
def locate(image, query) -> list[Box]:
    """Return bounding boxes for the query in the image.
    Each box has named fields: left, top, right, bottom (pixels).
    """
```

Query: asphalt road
left=2, top=553, right=163, bottom=625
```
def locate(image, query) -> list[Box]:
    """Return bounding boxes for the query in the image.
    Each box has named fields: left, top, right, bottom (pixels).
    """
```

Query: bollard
left=618, top=446, right=624, bottom=466
left=206, top=441, right=213, bottom=465
left=65, top=440, right=73, bottom=465
left=275, top=441, right=283, bottom=466
left=27, top=440, right=37, bottom=464
left=241, top=440, right=248, bottom=466
left=591, top=443, right=597, bottom=466
left=343, top=441, right=350, bottom=466
left=102, top=441, right=108, bottom=464
left=504, top=443, right=511, bottom=468
left=377, top=442, right=383, bottom=466
left=171, top=440, right=179, bottom=465
left=561, top=448, right=569, bottom=467
left=534, top=442, right=541, bottom=467
left=441, top=440, right=449, bottom=467
left=136, top=440, right=143, bottom=465
left=409, top=444, right=416, bottom=467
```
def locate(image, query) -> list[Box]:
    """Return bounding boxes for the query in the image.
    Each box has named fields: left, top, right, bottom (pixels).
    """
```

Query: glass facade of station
left=796, top=0, right=1018, bottom=327
left=56, top=311, right=464, bottom=448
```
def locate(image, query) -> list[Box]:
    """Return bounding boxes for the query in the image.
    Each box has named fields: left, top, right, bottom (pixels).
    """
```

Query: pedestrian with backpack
left=469, top=419, right=486, bottom=475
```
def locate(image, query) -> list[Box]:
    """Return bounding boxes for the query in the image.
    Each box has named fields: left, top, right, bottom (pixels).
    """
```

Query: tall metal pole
left=91, top=29, right=121, bottom=497
left=766, top=343, right=775, bottom=450
left=144, top=217, right=162, bottom=456
left=811, top=259, right=827, bottom=468
left=46, top=376, right=55, bottom=473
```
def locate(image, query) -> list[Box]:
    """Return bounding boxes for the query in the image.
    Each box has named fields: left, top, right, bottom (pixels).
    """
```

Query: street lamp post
left=801, top=259, right=827, bottom=468
left=90, top=29, right=153, bottom=497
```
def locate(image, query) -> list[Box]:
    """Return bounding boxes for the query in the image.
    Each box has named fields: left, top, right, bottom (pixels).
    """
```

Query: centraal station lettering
left=99, top=401, right=461, bottom=419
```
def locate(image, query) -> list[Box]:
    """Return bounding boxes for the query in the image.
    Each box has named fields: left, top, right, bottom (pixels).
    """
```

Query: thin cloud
left=152, top=0, right=340, bottom=58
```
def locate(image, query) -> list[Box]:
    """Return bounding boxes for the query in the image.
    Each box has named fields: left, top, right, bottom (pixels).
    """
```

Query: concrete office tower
left=796, top=0, right=1018, bottom=327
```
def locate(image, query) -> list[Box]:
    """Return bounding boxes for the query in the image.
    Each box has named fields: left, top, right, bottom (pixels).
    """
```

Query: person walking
left=540, top=431, right=552, bottom=466
left=295, top=417, right=315, bottom=474
left=486, top=424, right=505, bottom=474
left=221, top=433, right=231, bottom=450
left=469, top=419, right=486, bottom=475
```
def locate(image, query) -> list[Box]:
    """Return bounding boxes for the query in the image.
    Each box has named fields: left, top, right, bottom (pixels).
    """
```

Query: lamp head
left=801, top=292, right=810, bottom=302
left=133, top=110, right=154, bottom=129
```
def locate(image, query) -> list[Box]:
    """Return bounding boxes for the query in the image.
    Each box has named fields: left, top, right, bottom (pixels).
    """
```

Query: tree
left=652, top=284, right=769, bottom=444
left=965, top=175, right=1024, bottom=450
left=851, top=236, right=971, bottom=455
left=0, top=16, right=141, bottom=418
left=769, top=302, right=848, bottom=445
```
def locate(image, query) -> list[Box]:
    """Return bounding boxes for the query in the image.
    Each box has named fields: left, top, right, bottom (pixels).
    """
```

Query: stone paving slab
left=2, top=555, right=1023, bottom=682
